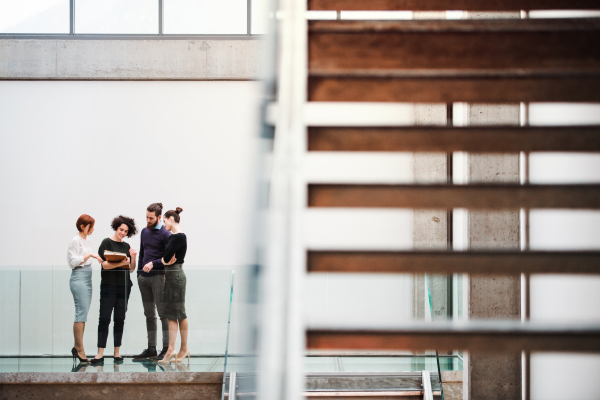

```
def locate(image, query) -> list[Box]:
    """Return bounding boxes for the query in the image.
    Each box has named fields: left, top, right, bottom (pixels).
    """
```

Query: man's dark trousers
left=137, top=274, right=169, bottom=348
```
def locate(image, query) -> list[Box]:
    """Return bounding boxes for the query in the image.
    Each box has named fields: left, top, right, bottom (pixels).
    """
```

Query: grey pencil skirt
left=70, top=270, right=93, bottom=322
left=163, top=264, right=187, bottom=320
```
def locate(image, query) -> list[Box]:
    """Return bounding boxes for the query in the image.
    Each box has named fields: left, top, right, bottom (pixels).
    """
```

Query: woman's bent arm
left=101, top=259, right=130, bottom=270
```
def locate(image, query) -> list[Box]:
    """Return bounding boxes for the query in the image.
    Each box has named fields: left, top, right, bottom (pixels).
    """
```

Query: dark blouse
left=98, top=238, right=133, bottom=287
left=163, top=233, right=187, bottom=265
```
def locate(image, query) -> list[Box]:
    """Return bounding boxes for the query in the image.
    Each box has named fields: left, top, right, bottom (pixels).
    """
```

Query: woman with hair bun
left=92, top=215, right=138, bottom=364
left=144, top=207, right=189, bottom=364
left=68, top=214, right=103, bottom=363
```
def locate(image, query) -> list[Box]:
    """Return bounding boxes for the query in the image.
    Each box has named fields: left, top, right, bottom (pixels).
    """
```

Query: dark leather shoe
left=90, top=357, right=104, bottom=365
left=153, top=347, right=169, bottom=361
left=133, top=348, right=157, bottom=360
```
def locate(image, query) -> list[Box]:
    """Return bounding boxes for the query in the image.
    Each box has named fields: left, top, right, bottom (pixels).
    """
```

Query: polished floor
left=0, top=355, right=462, bottom=374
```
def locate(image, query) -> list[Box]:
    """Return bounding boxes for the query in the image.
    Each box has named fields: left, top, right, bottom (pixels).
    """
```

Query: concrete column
left=411, top=102, right=458, bottom=396
left=466, top=104, right=521, bottom=400
left=410, top=11, right=523, bottom=400
left=411, top=104, right=449, bottom=321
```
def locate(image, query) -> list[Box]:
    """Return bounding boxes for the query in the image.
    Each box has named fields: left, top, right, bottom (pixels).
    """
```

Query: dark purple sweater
left=137, top=225, right=171, bottom=277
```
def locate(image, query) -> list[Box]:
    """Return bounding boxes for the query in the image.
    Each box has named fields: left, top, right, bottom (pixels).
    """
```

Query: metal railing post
left=70, top=0, right=75, bottom=34
left=247, top=0, right=252, bottom=35
left=158, top=0, right=164, bottom=35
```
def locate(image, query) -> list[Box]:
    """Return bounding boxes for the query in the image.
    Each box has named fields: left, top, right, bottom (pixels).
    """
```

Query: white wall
left=0, top=81, right=260, bottom=267
left=0, top=80, right=262, bottom=356
left=303, top=103, right=419, bottom=327
left=528, top=103, right=600, bottom=400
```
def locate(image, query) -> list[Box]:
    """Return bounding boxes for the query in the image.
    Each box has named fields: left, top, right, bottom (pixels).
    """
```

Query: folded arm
left=100, top=258, right=130, bottom=270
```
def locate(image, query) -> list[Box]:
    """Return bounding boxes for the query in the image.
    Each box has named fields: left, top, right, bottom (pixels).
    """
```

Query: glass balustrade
left=1, top=264, right=461, bottom=398
left=0, top=267, right=234, bottom=373
left=219, top=271, right=462, bottom=400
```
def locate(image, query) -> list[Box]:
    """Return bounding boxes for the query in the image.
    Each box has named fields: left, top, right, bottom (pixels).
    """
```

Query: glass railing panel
left=438, top=355, right=463, bottom=372
left=121, top=268, right=233, bottom=362
left=305, top=356, right=338, bottom=372
left=1, top=266, right=236, bottom=372
left=221, top=271, right=235, bottom=400
left=0, top=269, right=20, bottom=356
left=221, top=264, right=259, bottom=400
left=426, top=270, right=466, bottom=398
left=20, top=268, right=53, bottom=356
left=340, top=356, right=440, bottom=373
left=302, top=355, right=462, bottom=373
left=188, top=270, right=234, bottom=355
left=52, top=267, right=76, bottom=356
left=0, top=358, right=19, bottom=372
left=425, top=273, right=445, bottom=399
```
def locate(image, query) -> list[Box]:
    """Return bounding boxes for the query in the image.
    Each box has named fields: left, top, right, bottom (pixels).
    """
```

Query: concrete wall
left=0, top=39, right=260, bottom=79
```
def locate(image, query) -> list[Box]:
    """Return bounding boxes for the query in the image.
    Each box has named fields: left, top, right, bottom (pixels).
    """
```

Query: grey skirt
left=163, top=264, right=187, bottom=320
left=70, top=270, right=93, bottom=322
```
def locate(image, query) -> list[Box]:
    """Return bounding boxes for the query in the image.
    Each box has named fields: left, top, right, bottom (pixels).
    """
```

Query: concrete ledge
left=0, top=39, right=261, bottom=80
left=0, top=383, right=222, bottom=400
left=0, top=372, right=223, bottom=400
left=0, top=371, right=222, bottom=384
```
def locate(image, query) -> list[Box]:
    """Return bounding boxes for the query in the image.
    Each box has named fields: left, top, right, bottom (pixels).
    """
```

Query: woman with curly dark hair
left=91, top=215, right=138, bottom=364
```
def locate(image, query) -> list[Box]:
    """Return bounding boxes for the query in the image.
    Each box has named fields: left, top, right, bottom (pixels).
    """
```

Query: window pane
left=251, top=0, right=270, bottom=34
left=0, top=0, right=70, bottom=33
left=164, top=0, right=246, bottom=34
left=75, top=0, right=158, bottom=34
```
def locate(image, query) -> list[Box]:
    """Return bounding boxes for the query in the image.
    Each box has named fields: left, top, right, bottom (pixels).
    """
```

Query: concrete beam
left=0, top=39, right=261, bottom=80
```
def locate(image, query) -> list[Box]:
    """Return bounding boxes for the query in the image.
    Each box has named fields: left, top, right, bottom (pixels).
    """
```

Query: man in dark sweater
left=132, top=203, right=171, bottom=361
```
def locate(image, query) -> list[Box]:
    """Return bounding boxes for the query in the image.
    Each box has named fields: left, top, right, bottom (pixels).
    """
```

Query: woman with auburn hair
left=68, top=214, right=103, bottom=364
left=143, top=207, right=189, bottom=364
left=91, top=215, right=138, bottom=365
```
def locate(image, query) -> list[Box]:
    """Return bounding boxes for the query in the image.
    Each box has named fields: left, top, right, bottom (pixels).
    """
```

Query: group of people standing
left=67, top=203, right=189, bottom=365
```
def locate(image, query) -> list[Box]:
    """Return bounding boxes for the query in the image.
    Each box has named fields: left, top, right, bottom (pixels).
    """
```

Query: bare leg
left=94, top=348, right=105, bottom=359
left=114, top=346, right=121, bottom=358
left=166, top=320, right=179, bottom=355
left=73, top=322, right=89, bottom=360
left=177, top=319, right=189, bottom=358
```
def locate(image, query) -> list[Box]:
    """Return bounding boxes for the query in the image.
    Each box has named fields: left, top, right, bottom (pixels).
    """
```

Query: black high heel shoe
left=71, top=347, right=90, bottom=363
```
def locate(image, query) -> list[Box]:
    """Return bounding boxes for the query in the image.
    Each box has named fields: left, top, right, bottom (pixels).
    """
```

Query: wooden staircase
left=262, top=1, right=600, bottom=399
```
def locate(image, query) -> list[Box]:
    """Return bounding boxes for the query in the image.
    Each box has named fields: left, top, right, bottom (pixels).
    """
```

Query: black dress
left=162, top=233, right=187, bottom=320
